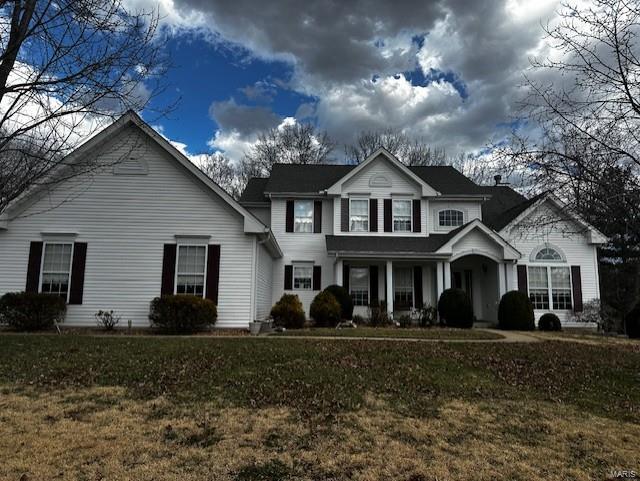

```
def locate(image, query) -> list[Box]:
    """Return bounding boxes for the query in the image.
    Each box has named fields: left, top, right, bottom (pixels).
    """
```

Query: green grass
left=0, top=334, right=638, bottom=422
left=273, top=326, right=503, bottom=340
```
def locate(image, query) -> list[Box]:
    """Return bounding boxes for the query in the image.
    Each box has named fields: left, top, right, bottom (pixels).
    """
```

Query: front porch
left=333, top=255, right=518, bottom=322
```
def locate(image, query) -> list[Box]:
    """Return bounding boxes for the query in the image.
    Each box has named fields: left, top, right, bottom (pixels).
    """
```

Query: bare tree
left=498, top=0, right=640, bottom=323
left=344, top=128, right=447, bottom=166
left=242, top=121, right=334, bottom=177
left=0, top=0, right=168, bottom=215
left=197, top=152, right=243, bottom=199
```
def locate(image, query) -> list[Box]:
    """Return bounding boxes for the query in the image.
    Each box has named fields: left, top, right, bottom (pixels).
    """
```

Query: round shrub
left=310, top=291, right=341, bottom=327
left=498, top=290, right=534, bottom=331
left=538, top=313, right=562, bottom=331
left=149, top=295, right=217, bottom=334
left=323, top=284, right=353, bottom=320
left=437, top=288, right=473, bottom=328
left=270, top=294, right=305, bottom=329
left=625, top=303, right=640, bottom=339
left=0, top=292, right=66, bottom=331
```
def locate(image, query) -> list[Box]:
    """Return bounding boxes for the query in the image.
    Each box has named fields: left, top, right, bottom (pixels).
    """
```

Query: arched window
left=534, top=247, right=563, bottom=262
left=438, top=209, right=464, bottom=227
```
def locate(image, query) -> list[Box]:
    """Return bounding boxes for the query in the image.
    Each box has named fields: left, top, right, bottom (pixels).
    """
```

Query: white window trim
left=174, top=244, right=208, bottom=298
left=39, top=241, right=74, bottom=303
left=292, top=262, right=313, bottom=291
left=530, top=243, right=566, bottom=263
left=437, top=209, right=465, bottom=228
left=349, top=266, right=370, bottom=306
left=293, top=200, right=314, bottom=234
left=527, top=264, right=573, bottom=311
left=349, top=197, right=369, bottom=232
left=392, top=199, right=413, bottom=233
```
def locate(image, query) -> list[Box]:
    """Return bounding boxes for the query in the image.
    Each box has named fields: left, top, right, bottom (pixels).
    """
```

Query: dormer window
left=393, top=200, right=412, bottom=232
left=294, top=200, right=314, bottom=233
left=439, top=209, right=464, bottom=227
left=349, top=199, right=369, bottom=232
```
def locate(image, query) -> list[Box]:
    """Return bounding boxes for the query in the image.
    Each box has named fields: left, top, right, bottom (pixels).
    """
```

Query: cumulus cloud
left=125, top=0, right=564, bottom=162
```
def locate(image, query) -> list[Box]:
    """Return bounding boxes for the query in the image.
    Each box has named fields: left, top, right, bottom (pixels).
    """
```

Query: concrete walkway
left=269, top=329, right=541, bottom=344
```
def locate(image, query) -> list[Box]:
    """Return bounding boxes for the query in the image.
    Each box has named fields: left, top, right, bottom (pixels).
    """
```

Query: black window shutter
left=412, top=200, right=421, bottom=233
left=571, top=266, right=583, bottom=312
left=343, top=264, right=350, bottom=292
left=284, top=265, right=293, bottom=290
left=313, top=201, right=322, bottom=233
left=369, top=199, right=378, bottom=232
left=313, top=265, right=322, bottom=290
left=341, top=198, right=349, bottom=232
left=161, top=244, right=177, bottom=296
left=206, top=245, right=221, bottom=304
left=25, top=241, right=43, bottom=293
left=517, top=265, right=528, bottom=294
left=370, top=265, right=379, bottom=304
left=285, top=200, right=294, bottom=232
left=68, top=242, right=87, bottom=305
left=383, top=199, right=392, bottom=232
left=413, top=265, right=423, bottom=308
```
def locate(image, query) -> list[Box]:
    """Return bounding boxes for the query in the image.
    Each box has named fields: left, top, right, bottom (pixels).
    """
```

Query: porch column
left=436, top=262, right=444, bottom=301
left=443, top=261, right=451, bottom=289
left=386, top=260, right=394, bottom=316
left=498, top=262, right=507, bottom=297
left=335, top=259, right=343, bottom=286
left=506, top=262, right=517, bottom=291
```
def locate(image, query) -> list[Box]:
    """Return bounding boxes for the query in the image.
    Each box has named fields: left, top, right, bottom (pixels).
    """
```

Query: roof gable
left=326, top=148, right=440, bottom=196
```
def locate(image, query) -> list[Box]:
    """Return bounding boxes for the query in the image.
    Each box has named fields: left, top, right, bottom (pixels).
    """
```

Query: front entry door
left=453, top=270, right=473, bottom=302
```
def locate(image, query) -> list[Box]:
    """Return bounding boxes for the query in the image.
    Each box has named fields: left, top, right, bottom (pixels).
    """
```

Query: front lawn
left=274, top=326, right=503, bottom=340
left=0, top=335, right=638, bottom=480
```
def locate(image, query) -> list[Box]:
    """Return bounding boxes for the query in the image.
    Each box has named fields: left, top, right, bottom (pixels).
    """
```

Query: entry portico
left=327, top=220, right=521, bottom=321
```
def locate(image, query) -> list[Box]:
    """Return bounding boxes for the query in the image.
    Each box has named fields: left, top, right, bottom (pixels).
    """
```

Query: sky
left=122, top=0, right=561, bottom=163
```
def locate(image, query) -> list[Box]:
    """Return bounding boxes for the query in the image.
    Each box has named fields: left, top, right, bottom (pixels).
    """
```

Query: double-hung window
left=349, top=199, right=369, bottom=232
left=293, top=264, right=313, bottom=290
left=393, top=199, right=411, bottom=232
left=350, top=267, right=369, bottom=306
left=528, top=264, right=572, bottom=310
left=393, top=267, right=413, bottom=309
left=176, top=245, right=207, bottom=296
left=40, top=243, right=73, bottom=299
left=294, top=200, right=313, bottom=233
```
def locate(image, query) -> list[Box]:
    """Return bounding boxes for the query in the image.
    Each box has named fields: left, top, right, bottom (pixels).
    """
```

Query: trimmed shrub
left=323, top=285, right=354, bottom=320
left=626, top=303, right=640, bottom=339
left=498, top=290, right=535, bottom=331
left=0, top=292, right=66, bottom=331
left=538, top=313, right=562, bottom=331
left=437, top=288, right=473, bottom=328
left=397, top=314, right=412, bottom=328
left=368, top=301, right=391, bottom=326
left=149, top=295, right=217, bottom=334
left=310, top=291, right=341, bottom=327
left=270, top=294, right=305, bottom=329
left=352, top=314, right=365, bottom=324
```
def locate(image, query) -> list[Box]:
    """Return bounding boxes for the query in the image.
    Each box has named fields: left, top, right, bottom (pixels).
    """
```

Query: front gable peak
left=326, top=148, right=441, bottom=197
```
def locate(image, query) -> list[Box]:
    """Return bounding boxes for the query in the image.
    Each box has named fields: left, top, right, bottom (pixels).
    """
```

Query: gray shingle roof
left=325, top=232, right=460, bottom=254
left=239, top=178, right=269, bottom=203
left=241, top=163, right=489, bottom=199
left=482, top=189, right=544, bottom=231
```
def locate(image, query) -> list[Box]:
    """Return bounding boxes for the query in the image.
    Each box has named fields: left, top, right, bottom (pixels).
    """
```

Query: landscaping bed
left=273, top=326, right=504, bottom=340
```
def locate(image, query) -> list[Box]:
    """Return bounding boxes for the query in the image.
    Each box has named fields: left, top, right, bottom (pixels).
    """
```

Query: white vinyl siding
left=0, top=124, right=259, bottom=328
left=255, top=242, right=273, bottom=320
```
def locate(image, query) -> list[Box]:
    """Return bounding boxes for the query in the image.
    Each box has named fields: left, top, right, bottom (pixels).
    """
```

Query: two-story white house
left=0, top=112, right=606, bottom=328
